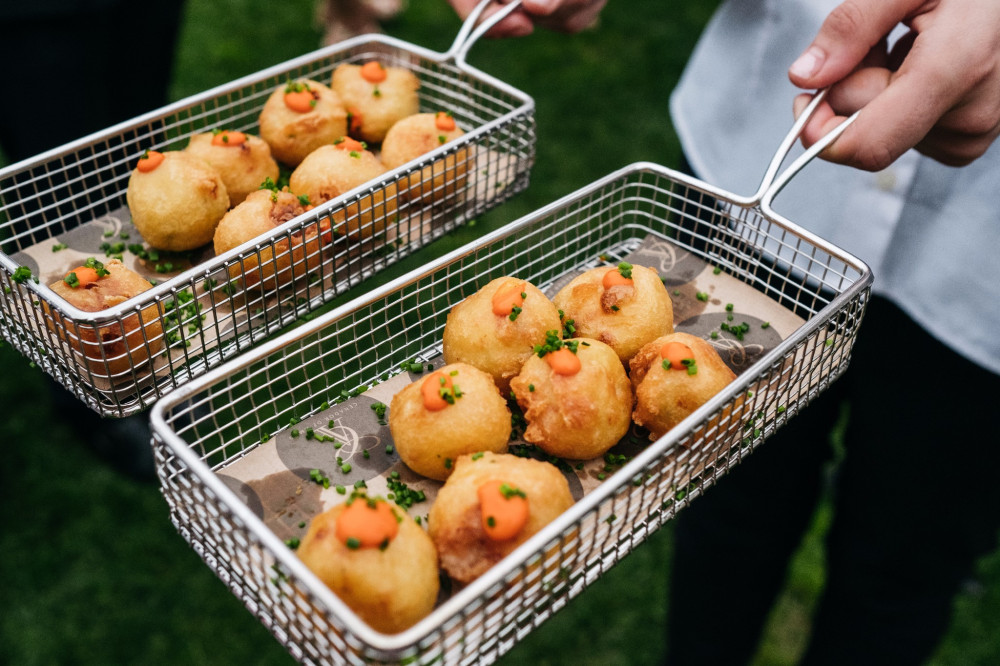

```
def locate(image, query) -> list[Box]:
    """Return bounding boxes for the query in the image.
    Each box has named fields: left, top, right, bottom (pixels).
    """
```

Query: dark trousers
left=0, top=1, right=185, bottom=480
left=666, top=295, right=1000, bottom=665
left=0, top=1, right=185, bottom=163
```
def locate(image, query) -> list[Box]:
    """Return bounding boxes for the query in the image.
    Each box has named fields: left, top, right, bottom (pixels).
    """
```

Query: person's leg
left=665, top=371, right=845, bottom=665
left=0, top=1, right=184, bottom=481
left=802, top=297, right=1000, bottom=665
left=0, top=2, right=184, bottom=163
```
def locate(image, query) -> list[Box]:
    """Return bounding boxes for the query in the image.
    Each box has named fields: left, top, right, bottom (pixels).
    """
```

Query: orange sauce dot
left=546, top=347, right=581, bottom=376
left=421, top=371, right=454, bottom=411
left=335, top=498, right=399, bottom=549
left=347, top=106, right=364, bottom=134
left=660, top=341, right=695, bottom=370
left=66, top=266, right=100, bottom=288
left=435, top=111, right=457, bottom=132
left=602, top=268, right=634, bottom=289
left=360, top=61, right=387, bottom=83
left=284, top=89, right=316, bottom=113
left=136, top=150, right=165, bottom=173
left=334, top=136, right=366, bottom=152
left=491, top=281, right=526, bottom=316
left=211, top=130, right=247, bottom=147
left=478, top=479, right=529, bottom=541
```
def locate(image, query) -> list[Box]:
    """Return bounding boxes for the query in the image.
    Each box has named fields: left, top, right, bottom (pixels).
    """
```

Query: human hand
left=446, top=0, right=606, bottom=38
left=788, top=0, right=1000, bottom=170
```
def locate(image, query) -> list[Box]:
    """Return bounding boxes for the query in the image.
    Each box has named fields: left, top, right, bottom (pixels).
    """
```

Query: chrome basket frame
left=0, top=1, right=535, bottom=416
left=151, top=107, right=872, bottom=662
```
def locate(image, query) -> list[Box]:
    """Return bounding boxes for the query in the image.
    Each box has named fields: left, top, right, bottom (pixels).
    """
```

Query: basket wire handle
left=752, top=88, right=860, bottom=207
left=446, top=0, right=525, bottom=66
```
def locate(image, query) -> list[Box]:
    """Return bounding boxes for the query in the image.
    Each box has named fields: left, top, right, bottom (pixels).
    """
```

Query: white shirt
left=671, top=0, right=1000, bottom=374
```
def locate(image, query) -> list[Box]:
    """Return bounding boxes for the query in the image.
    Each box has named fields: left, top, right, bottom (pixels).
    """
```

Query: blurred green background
left=1, top=1, right=998, bottom=664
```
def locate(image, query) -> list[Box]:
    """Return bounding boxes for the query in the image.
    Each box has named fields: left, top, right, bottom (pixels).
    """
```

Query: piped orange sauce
left=435, top=111, right=457, bottom=132
left=546, top=347, right=581, bottom=376
left=360, top=61, right=387, bottom=83
left=334, top=136, right=366, bottom=152
left=478, top=479, right=529, bottom=541
left=346, top=106, right=364, bottom=134
left=422, top=371, right=458, bottom=411
left=491, top=280, right=526, bottom=317
left=284, top=83, right=317, bottom=113
left=335, top=497, right=399, bottom=549
left=211, top=130, right=247, bottom=147
left=660, top=341, right=695, bottom=370
left=602, top=268, right=634, bottom=289
left=136, top=150, right=165, bottom=173
left=65, top=266, right=100, bottom=288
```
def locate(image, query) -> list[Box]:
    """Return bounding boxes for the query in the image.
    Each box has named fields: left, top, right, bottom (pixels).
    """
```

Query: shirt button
left=876, top=169, right=897, bottom=191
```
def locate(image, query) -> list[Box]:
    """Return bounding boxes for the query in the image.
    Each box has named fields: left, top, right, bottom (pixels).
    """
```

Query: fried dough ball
left=184, top=130, right=279, bottom=206
left=553, top=263, right=674, bottom=365
left=442, top=277, right=562, bottom=395
left=380, top=111, right=469, bottom=203
left=288, top=138, right=398, bottom=240
left=258, top=79, right=348, bottom=167
left=629, top=331, right=738, bottom=441
left=331, top=61, right=420, bottom=144
left=126, top=150, right=229, bottom=251
left=46, top=258, right=163, bottom=379
left=510, top=337, right=633, bottom=460
left=428, top=452, right=573, bottom=584
left=297, top=494, right=439, bottom=634
left=213, top=188, right=324, bottom=288
left=388, top=363, right=511, bottom=481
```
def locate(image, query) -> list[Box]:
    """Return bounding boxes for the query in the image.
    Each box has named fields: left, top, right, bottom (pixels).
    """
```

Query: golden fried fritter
left=442, top=276, right=562, bottom=395
left=553, top=263, right=674, bottom=365
left=428, top=452, right=572, bottom=583
left=388, top=362, right=511, bottom=481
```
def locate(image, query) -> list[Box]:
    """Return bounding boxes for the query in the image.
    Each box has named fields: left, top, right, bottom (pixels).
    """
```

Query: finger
left=450, top=0, right=535, bottom=38
left=486, top=13, right=536, bottom=37
left=793, top=0, right=1000, bottom=169
left=792, top=92, right=815, bottom=121
left=826, top=28, right=993, bottom=169
left=793, top=93, right=843, bottom=149
left=826, top=66, right=891, bottom=114
left=887, top=29, right=916, bottom=71
left=915, top=116, right=1000, bottom=166
left=448, top=0, right=480, bottom=20
left=522, top=0, right=562, bottom=16
left=932, top=85, right=1000, bottom=137
left=788, top=0, right=922, bottom=89
left=485, top=0, right=589, bottom=37
left=793, top=94, right=848, bottom=159
left=535, top=0, right=607, bottom=33
left=793, top=92, right=883, bottom=168
left=916, top=92, right=1000, bottom=166
left=797, top=31, right=977, bottom=169
left=860, top=38, right=890, bottom=69
left=481, top=2, right=537, bottom=38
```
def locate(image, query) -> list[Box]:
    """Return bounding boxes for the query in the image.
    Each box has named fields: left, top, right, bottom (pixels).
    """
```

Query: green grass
left=2, top=0, right=999, bottom=664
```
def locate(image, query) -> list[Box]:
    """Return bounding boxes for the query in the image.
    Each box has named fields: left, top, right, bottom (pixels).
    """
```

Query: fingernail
left=529, top=0, right=558, bottom=11
left=790, top=46, right=825, bottom=79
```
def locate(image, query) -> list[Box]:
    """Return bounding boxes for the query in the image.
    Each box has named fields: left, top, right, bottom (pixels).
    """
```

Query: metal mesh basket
left=150, top=98, right=872, bottom=662
left=0, top=1, right=535, bottom=417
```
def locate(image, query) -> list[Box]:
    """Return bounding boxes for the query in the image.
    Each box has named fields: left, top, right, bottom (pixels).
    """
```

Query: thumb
left=788, top=0, right=918, bottom=88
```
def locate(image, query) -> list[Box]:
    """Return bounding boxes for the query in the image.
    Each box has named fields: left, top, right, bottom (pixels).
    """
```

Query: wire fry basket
left=0, top=0, right=535, bottom=417
left=150, top=96, right=872, bottom=664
